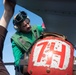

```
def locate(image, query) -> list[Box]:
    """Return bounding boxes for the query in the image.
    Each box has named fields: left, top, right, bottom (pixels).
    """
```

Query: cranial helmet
left=13, top=11, right=27, bottom=25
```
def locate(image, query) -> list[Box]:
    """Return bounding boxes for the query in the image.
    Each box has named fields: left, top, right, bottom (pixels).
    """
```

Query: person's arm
left=0, top=0, right=16, bottom=59
left=0, top=0, right=15, bottom=75
left=0, top=0, right=16, bottom=28
left=11, top=40, right=23, bottom=66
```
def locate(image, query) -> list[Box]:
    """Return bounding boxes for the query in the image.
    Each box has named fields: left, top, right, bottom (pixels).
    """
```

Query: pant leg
left=19, top=53, right=30, bottom=75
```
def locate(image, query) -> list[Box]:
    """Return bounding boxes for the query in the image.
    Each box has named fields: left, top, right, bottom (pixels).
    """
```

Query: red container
left=28, top=34, right=74, bottom=75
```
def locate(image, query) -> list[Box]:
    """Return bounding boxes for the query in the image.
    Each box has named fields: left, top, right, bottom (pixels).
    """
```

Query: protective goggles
left=13, top=11, right=27, bottom=25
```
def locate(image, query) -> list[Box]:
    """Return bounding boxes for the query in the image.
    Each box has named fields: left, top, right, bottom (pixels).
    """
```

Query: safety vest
left=11, top=26, right=40, bottom=53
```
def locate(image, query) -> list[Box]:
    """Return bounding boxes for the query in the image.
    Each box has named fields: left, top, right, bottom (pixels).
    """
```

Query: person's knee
left=20, top=65, right=30, bottom=75
left=23, top=65, right=29, bottom=74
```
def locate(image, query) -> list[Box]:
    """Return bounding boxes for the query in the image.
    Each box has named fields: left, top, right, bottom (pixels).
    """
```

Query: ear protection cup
left=14, top=25, right=18, bottom=30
